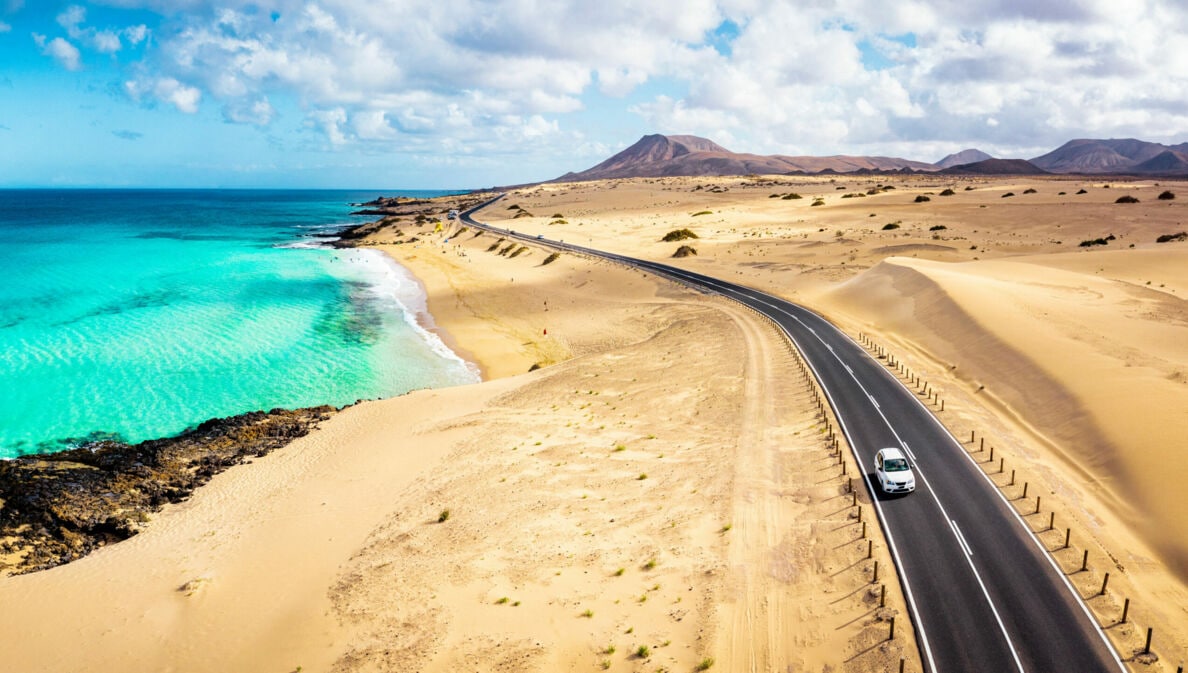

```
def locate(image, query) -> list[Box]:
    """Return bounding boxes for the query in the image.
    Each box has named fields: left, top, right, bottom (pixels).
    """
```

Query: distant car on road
left=875, top=447, right=916, bottom=494
left=536, top=234, right=543, bottom=239
left=447, top=209, right=459, bottom=220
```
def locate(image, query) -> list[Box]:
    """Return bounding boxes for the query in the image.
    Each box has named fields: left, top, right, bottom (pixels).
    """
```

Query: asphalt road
left=460, top=197, right=1126, bottom=672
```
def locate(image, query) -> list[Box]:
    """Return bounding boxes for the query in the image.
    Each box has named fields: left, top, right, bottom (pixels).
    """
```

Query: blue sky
left=1, top=1, right=1186, bottom=188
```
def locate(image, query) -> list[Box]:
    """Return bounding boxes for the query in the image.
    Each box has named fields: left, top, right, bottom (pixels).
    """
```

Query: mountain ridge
left=552, top=134, right=1188, bottom=183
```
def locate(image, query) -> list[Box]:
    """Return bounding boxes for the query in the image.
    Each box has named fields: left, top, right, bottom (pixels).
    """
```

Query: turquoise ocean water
left=0, top=189, right=479, bottom=458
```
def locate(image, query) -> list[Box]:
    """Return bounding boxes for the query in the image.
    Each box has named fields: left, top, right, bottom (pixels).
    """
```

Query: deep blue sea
left=0, top=189, right=479, bottom=458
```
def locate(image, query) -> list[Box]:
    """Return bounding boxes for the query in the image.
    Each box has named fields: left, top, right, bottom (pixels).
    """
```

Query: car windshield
left=884, top=458, right=910, bottom=472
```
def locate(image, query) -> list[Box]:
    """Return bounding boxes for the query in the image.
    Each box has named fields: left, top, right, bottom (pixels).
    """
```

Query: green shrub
left=438, top=509, right=451, bottom=523
left=811, top=199, right=825, bottom=207
left=1079, top=236, right=1115, bottom=247
left=551, top=213, right=564, bottom=218
left=691, top=210, right=713, bottom=216
left=542, top=252, right=560, bottom=265
left=662, top=228, right=699, bottom=242
left=635, top=645, right=650, bottom=659
left=782, top=193, right=803, bottom=200
left=697, top=658, right=716, bottom=670
left=914, top=195, right=930, bottom=203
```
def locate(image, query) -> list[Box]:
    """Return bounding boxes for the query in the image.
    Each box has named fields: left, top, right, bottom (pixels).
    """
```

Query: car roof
left=877, top=447, right=907, bottom=460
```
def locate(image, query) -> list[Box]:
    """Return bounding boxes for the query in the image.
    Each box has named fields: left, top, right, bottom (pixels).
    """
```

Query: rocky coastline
left=0, top=405, right=337, bottom=575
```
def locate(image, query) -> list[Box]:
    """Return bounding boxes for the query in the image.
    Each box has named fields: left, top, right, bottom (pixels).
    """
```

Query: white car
left=875, top=447, right=916, bottom=494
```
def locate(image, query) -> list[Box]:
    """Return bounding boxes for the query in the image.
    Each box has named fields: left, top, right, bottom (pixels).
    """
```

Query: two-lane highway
left=460, top=197, right=1126, bottom=672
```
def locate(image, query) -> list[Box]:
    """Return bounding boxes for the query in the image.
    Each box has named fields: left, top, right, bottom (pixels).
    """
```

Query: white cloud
left=155, top=78, right=201, bottom=113
left=127, top=77, right=201, bottom=113
left=56, top=5, right=86, bottom=38
left=0, top=21, right=11, bottom=34
left=223, top=98, right=275, bottom=126
left=93, top=30, right=122, bottom=53
left=34, top=34, right=82, bottom=71
left=124, top=24, right=148, bottom=45
left=101, top=0, right=1188, bottom=163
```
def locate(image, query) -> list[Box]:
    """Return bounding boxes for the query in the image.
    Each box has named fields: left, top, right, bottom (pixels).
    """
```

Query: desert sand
left=1, top=175, right=1185, bottom=671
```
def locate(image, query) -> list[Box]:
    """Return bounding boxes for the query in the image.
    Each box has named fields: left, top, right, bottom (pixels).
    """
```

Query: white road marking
left=950, top=520, right=974, bottom=556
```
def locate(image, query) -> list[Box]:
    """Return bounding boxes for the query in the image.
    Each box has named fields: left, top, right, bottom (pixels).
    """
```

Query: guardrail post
left=888, top=615, right=895, bottom=640
left=1121, top=597, right=1129, bottom=623
left=1048, top=511, right=1055, bottom=530
left=1022, top=482, right=1028, bottom=499
left=1100, top=572, right=1110, bottom=595
left=1081, top=549, right=1089, bottom=572
left=1035, top=495, right=1042, bottom=514
left=1064, top=528, right=1071, bottom=549
left=1010, top=469, right=1016, bottom=486
left=989, top=445, right=994, bottom=461
left=880, top=584, right=886, bottom=607
left=1143, top=627, right=1152, bottom=655
left=862, top=521, right=867, bottom=539
left=873, top=560, right=879, bottom=583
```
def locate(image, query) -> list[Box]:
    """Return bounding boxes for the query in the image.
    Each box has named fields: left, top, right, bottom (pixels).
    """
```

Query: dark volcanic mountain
left=1029, top=138, right=1187, bottom=174
left=1130, top=150, right=1188, bottom=175
left=940, top=158, right=1048, bottom=175
left=550, top=134, right=1188, bottom=183
left=554, top=134, right=934, bottom=182
left=934, top=149, right=993, bottom=169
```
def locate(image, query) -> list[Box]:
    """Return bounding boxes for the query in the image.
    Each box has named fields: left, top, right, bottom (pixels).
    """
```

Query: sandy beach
left=1, top=175, right=1186, bottom=671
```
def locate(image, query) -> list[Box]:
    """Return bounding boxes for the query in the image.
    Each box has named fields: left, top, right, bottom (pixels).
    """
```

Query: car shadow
left=867, top=472, right=913, bottom=502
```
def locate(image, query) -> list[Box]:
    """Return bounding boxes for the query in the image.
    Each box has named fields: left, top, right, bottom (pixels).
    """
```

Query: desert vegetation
left=1079, top=235, right=1116, bottom=247
left=662, top=228, right=699, bottom=242
left=1115, top=195, right=1140, bottom=204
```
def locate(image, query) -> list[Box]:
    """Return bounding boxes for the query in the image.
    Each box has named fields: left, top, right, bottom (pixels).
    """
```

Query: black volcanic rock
left=0, top=406, right=337, bottom=574
left=934, top=149, right=993, bottom=169
left=940, top=158, right=1048, bottom=175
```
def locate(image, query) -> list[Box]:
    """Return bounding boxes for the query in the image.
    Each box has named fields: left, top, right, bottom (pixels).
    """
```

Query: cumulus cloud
left=50, top=4, right=151, bottom=56
left=103, top=0, right=1188, bottom=161
left=125, top=76, right=201, bottom=113
left=222, top=98, right=276, bottom=127
left=0, top=21, right=11, bottom=33
left=34, top=34, right=82, bottom=71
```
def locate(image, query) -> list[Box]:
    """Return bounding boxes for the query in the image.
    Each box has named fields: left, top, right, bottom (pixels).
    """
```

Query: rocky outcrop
left=0, top=406, right=337, bottom=575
